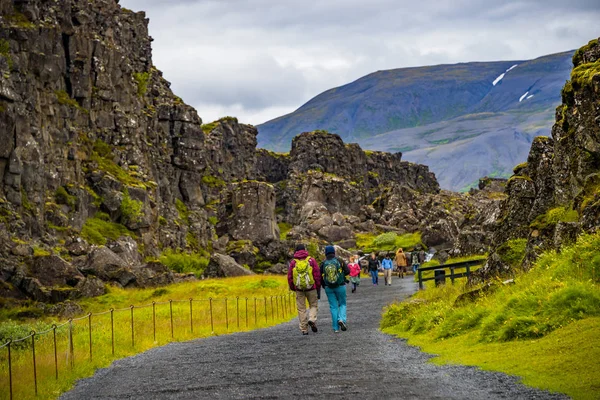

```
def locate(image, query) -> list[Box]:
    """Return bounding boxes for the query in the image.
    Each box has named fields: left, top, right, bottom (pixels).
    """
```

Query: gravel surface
left=62, top=278, right=568, bottom=399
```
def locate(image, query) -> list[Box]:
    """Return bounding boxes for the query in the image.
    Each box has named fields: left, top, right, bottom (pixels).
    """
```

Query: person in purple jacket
left=288, top=244, right=322, bottom=335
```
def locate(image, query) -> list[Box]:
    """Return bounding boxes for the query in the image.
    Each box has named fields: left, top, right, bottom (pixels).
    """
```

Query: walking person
left=348, top=255, right=361, bottom=293
left=367, top=252, right=380, bottom=285
left=320, top=246, right=350, bottom=333
left=288, top=244, right=321, bottom=335
left=382, top=253, right=394, bottom=285
left=411, top=249, right=420, bottom=274
left=395, top=248, right=408, bottom=279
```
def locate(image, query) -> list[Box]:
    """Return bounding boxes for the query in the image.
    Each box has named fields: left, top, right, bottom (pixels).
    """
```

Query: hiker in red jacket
left=288, top=244, right=322, bottom=335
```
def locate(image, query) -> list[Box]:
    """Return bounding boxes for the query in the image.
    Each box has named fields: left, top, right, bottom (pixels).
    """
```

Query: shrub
left=120, top=189, right=143, bottom=225
left=132, top=72, right=150, bottom=96
left=159, top=249, right=210, bottom=277
left=278, top=222, right=292, bottom=240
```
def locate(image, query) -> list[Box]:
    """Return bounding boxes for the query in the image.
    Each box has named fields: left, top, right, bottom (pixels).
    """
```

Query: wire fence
left=0, top=292, right=296, bottom=399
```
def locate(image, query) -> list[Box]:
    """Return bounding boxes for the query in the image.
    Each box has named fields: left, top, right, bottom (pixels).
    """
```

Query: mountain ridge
left=257, top=50, right=574, bottom=190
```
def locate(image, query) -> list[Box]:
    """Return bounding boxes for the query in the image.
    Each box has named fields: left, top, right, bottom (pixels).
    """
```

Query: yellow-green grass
left=382, top=232, right=600, bottom=399
left=0, top=276, right=296, bottom=399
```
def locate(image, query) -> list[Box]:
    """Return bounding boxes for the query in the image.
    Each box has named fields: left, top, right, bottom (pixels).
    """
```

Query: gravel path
left=62, top=278, right=568, bottom=399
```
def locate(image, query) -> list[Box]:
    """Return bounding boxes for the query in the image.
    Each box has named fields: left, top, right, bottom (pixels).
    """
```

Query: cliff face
left=0, top=0, right=500, bottom=304
left=479, top=38, right=600, bottom=279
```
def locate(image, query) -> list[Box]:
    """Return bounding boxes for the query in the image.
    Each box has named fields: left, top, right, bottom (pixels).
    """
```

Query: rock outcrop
left=478, top=38, right=600, bottom=279
left=0, top=0, right=504, bottom=305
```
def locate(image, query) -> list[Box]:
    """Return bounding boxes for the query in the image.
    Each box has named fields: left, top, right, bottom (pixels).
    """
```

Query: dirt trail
left=62, top=278, right=567, bottom=399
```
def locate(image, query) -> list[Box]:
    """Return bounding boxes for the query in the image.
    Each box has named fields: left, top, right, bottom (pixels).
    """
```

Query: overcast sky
left=120, top=0, right=599, bottom=125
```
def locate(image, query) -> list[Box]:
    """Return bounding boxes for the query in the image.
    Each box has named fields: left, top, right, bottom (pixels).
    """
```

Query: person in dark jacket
left=367, top=252, right=380, bottom=285
left=320, top=246, right=350, bottom=332
left=288, top=244, right=322, bottom=335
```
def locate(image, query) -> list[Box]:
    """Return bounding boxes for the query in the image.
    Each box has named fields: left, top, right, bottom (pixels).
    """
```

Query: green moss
left=55, top=186, right=76, bottom=209
left=201, top=175, right=225, bottom=188
left=208, top=216, right=218, bottom=226
left=201, top=121, right=219, bottom=134
left=132, top=72, right=150, bottom=97
left=90, top=140, right=146, bottom=188
left=175, top=199, right=190, bottom=224
left=570, top=60, right=600, bottom=90
left=572, top=38, right=598, bottom=66
left=530, top=207, right=579, bottom=230
left=186, top=231, right=199, bottom=251
left=278, top=222, right=292, bottom=240
left=120, top=189, right=144, bottom=225
left=20, top=188, right=35, bottom=214
left=32, top=246, right=51, bottom=257
left=158, top=216, right=167, bottom=226
left=5, top=11, right=36, bottom=29
left=512, top=162, right=528, bottom=174
left=507, top=175, right=532, bottom=184
left=81, top=213, right=136, bottom=246
left=497, top=238, right=527, bottom=267
left=55, top=90, right=87, bottom=112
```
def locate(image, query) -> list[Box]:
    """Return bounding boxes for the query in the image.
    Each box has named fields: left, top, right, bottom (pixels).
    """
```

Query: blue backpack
left=322, top=258, right=345, bottom=287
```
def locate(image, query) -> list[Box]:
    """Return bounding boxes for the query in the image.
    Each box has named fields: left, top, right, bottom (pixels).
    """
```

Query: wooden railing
left=417, top=259, right=486, bottom=290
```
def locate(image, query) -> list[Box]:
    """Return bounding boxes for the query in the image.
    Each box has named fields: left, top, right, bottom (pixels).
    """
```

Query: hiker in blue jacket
left=320, top=246, right=350, bottom=333
left=382, top=253, right=394, bottom=285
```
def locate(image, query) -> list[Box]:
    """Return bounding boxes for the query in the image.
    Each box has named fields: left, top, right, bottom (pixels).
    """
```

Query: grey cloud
left=120, top=0, right=600, bottom=124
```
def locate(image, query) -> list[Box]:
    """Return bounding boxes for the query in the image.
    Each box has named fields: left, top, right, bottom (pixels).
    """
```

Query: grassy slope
left=0, top=276, right=294, bottom=400
left=381, top=232, right=600, bottom=399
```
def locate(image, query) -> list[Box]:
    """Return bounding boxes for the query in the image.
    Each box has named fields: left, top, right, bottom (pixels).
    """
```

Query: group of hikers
left=287, top=243, right=428, bottom=335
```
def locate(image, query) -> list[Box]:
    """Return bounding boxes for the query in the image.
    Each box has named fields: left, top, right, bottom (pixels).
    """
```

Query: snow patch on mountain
left=519, top=92, right=529, bottom=102
left=492, top=64, right=519, bottom=86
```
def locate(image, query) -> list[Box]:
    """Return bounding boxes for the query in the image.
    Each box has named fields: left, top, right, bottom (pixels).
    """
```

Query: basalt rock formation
left=0, top=0, right=501, bottom=305
left=478, top=38, right=600, bottom=279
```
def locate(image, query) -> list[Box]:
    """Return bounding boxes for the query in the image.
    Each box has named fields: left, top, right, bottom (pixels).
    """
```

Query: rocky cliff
left=0, top=0, right=501, bottom=306
left=478, top=38, right=600, bottom=279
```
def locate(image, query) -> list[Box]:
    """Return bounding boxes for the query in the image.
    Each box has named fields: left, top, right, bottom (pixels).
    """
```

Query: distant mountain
left=257, top=51, right=574, bottom=190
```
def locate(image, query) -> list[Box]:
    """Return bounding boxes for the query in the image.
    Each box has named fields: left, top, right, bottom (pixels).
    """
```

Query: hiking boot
left=308, top=320, right=318, bottom=333
left=333, top=330, right=340, bottom=333
left=338, top=320, right=347, bottom=331
left=302, top=331, right=309, bottom=335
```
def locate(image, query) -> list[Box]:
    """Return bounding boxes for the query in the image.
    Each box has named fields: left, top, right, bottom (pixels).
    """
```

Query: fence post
left=110, top=309, right=115, bottom=355
left=189, top=298, right=194, bottom=334
left=418, top=269, right=424, bottom=290
left=236, top=297, right=240, bottom=329
left=466, top=265, right=471, bottom=279
left=130, top=305, right=135, bottom=347
left=7, top=340, right=12, bottom=400
left=88, top=313, right=93, bottom=361
left=225, top=298, right=229, bottom=331
left=450, top=267, right=455, bottom=284
left=31, top=331, right=37, bottom=396
left=52, top=324, right=58, bottom=380
left=275, top=296, right=279, bottom=319
left=270, top=296, right=274, bottom=320
left=169, top=300, right=174, bottom=338
left=209, top=297, right=214, bottom=333
left=152, top=302, right=156, bottom=342
left=254, top=298, right=257, bottom=326
left=245, top=297, right=248, bottom=328
left=264, top=297, right=267, bottom=323
left=68, top=319, right=74, bottom=368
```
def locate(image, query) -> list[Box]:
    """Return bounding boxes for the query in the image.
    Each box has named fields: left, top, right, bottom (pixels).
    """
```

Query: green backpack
left=323, top=258, right=345, bottom=287
left=293, top=258, right=314, bottom=290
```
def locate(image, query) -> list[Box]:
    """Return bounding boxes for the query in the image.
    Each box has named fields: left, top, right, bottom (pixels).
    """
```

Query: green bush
left=159, top=249, right=210, bottom=277
left=133, top=72, right=150, bottom=96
